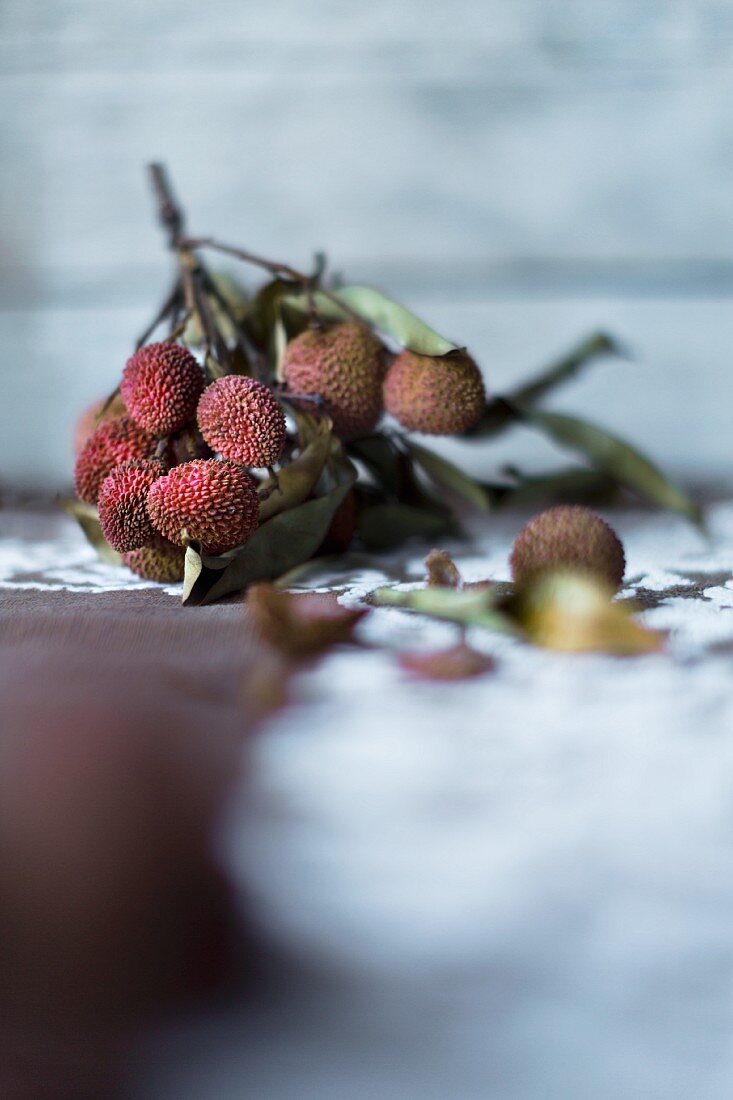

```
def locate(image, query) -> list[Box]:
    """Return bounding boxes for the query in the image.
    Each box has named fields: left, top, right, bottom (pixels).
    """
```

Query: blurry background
left=1, top=0, right=731, bottom=491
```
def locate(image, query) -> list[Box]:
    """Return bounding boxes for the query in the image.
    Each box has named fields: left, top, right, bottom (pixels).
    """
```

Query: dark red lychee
left=147, top=459, right=259, bottom=555
left=121, top=342, right=204, bottom=435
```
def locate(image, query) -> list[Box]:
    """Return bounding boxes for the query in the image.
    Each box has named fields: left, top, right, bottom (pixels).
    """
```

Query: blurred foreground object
left=0, top=604, right=273, bottom=1099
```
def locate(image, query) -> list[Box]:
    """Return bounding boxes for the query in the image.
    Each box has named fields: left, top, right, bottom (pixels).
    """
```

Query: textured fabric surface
left=3, top=500, right=733, bottom=1097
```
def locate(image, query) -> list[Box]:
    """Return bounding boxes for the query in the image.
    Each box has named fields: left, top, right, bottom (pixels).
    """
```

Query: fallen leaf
left=512, top=572, right=665, bottom=655
left=246, top=584, right=368, bottom=658
left=398, top=643, right=495, bottom=681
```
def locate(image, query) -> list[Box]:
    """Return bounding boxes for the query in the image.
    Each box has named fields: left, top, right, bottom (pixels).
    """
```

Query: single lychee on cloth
left=510, top=505, right=626, bottom=592
left=121, top=341, right=204, bottom=435
left=147, top=458, right=259, bottom=555
left=98, top=459, right=166, bottom=553
left=74, top=416, right=159, bottom=504
left=197, top=375, right=286, bottom=467
left=122, top=538, right=186, bottom=583
left=383, top=349, right=486, bottom=435
left=281, top=322, right=384, bottom=439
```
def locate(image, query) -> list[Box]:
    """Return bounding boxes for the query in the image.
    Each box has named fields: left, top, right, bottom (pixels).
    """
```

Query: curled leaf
left=398, top=643, right=495, bottom=681
left=511, top=572, right=665, bottom=655
left=357, top=504, right=454, bottom=550
left=372, top=584, right=515, bottom=634
left=425, top=549, right=461, bottom=588
left=247, top=584, right=368, bottom=658
left=258, top=417, right=333, bottom=522
left=286, top=286, right=459, bottom=356
left=406, top=440, right=492, bottom=511
left=514, top=404, right=703, bottom=527
left=495, top=466, right=619, bottom=508
left=507, top=331, right=624, bottom=407
left=245, top=276, right=303, bottom=349
left=183, top=272, right=250, bottom=346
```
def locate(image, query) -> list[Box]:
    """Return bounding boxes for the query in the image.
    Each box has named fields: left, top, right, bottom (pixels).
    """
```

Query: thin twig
left=164, top=310, right=193, bottom=344
left=180, top=236, right=366, bottom=327
left=148, top=163, right=184, bottom=248
left=135, top=280, right=182, bottom=349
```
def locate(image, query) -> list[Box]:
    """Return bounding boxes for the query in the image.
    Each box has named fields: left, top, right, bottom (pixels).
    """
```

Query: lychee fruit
left=74, top=417, right=159, bottom=504
left=122, top=538, right=186, bottom=583
left=197, top=375, right=286, bottom=467
left=147, top=458, right=259, bottom=555
left=510, top=505, right=626, bottom=591
left=281, top=322, right=384, bottom=439
left=318, top=489, right=358, bottom=553
left=73, top=392, right=127, bottom=456
left=383, top=349, right=486, bottom=435
left=98, top=459, right=166, bottom=553
left=121, top=342, right=204, bottom=435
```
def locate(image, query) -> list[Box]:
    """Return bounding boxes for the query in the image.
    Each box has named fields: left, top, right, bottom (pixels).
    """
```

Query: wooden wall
left=1, top=1, right=731, bottom=488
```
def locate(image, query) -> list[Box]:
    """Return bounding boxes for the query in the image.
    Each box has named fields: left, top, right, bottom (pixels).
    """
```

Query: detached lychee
left=147, top=458, right=259, bottom=555
left=281, top=322, right=383, bottom=439
left=73, top=392, right=127, bottom=456
left=122, top=538, right=186, bottom=583
left=197, top=376, right=286, bottom=467
left=121, top=342, right=204, bottom=435
left=510, top=505, right=626, bottom=592
left=98, top=459, right=166, bottom=553
left=74, top=417, right=159, bottom=504
left=383, top=350, right=486, bottom=435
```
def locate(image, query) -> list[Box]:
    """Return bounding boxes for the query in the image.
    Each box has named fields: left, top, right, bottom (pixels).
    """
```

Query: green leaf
left=465, top=332, right=623, bottom=439
left=63, top=500, right=121, bottom=565
left=348, top=434, right=405, bottom=495
left=357, top=504, right=454, bottom=550
left=508, top=331, right=624, bottom=407
left=258, top=418, right=333, bottom=522
left=183, top=272, right=250, bottom=347
left=348, top=435, right=453, bottom=516
left=463, top=398, right=518, bottom=439
left=246, top=277, right=303, bottom=349
left=182, top=459, right=357, bottom=605
left=406, top=440, right=492, bottom=511
left=514, top=404, right=703, bottom=526
left=286, top=286, right=459, bottom=356
left=495, top=466, right=619, bottom=508
left=372, top=584, right=515, bottom=634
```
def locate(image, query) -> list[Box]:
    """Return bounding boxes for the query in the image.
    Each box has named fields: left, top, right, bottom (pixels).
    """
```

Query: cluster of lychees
left=74, top=320, right=488, bottom=582
left=280, top=322, right=485, bottom=439
left=74, top=341, right=287, bottom=580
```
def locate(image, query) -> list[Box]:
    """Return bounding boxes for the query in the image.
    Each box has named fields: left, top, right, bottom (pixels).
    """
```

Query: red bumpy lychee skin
left=121, top=342, right=204, bottom=435
left=74, top=417, right=159, bottom=504
left=147, top=459, right=259, bottom=555
left=73, top=393, right=127, bottom=456
left=510, top=505, right=626, bottom=592
left=197, top=376, right=286, bottom=467
left=97, top=459, right=166, bottom=553
left=383, top=349, right=486, bottom=435
left=122, top=538, right=186, bottom=583
left=281, top=322, right=384, bottom=439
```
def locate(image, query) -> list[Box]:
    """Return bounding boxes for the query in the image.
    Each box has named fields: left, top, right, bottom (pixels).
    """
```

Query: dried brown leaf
left=246, top=584, right=368, bottom=658
left=398, top=643, right=495, bottom=681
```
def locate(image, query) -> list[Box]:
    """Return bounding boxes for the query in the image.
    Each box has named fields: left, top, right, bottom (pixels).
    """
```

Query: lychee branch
left=178, top=236, right=365, bottom=328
